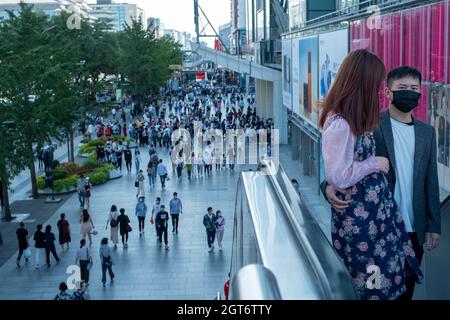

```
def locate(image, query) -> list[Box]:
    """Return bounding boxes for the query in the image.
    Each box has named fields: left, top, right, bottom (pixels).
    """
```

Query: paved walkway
left=0, top=133, right=333, bottom=300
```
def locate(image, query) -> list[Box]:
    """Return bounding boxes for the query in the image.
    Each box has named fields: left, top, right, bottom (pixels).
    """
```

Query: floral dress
left=324, top=115, right=423, bottom=300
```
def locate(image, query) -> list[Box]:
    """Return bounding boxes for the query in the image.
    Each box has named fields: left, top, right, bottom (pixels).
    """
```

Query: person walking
left=77, top=175, right=86, bottom=209
left=155, top=205, right=170, bottom=250
left=135, top=196, right=148, bottom=236
left=135, top=170, right=145, bottom=197
left=151, top=197, right=162, bottom=237
left=106, top=205, right=119, bottom=249
left=169, top=192, right=183, bottom=234
left=124, top=147, right=133, bottom=173
left=156, top=159, right=168, bottom=190
left=99, top=238, right=115, bottom=287
left=186, top=153, right=193, bottom=181
left=80, top=209, right=95, bottom=246
left=203, top=207, right=217, bottom=252
left=16, top=222, right=29, bottom=268
left=84, top=177, right=93, bottom=210
left=215, top=210, right=225, bottom=251
left=116, top=148, right=123, bottom=171
left=57, top=213, right=71, bottom=251
left=117, top=208, right=131, bottom=248
left=319, top=50, right=422, bottom=300
left=33, top=224, right=46, bottom=269
left=147, top=160, right=157, bottom=188
left=134, top=148, right=141, bottom=174
left=195, top=152, right=204, bottom=178
left=44, top=225, right=60, bottom=267
left=76, top=239, right=92, bottom=285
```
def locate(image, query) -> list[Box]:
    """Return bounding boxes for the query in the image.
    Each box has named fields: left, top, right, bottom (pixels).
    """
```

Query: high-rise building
left=162, top=29, right=192, bottom=50
left=218, top=22, right=232, bottom=52
left=88, top=1, right=146, bottom=32
left=230, top=0, right=246, bottom=55
left=0, top=0, right=91, bottom=23
left=147, top=17, right=161, bottom=38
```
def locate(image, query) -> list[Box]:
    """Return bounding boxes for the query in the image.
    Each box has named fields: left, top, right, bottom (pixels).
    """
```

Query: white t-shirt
left=391, top=118, right=415, bottom=232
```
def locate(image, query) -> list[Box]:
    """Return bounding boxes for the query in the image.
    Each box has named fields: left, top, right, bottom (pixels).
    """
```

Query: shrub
left=58, top=162, right=80, bottom=174
left=69, top=167, right=92, bottom=176
left=52, top=169, right=68, bottom=180
left=89, top=170, right=109, bottom=186
left=52, top=160, right=60, bottom=168
left=62, top=175, right=78, bottom=191
left=78, top=145, right=97, bottom=155
left=88, top=139, right=105, bottom=147
left=83, top=158, right=100, bottom=169
left=53, top=180, right=65, bottom=193
left=87, top=153, right=97, bottom=161
left=37, top=177, right=45, bottom=190
left=103, top=164, right=116, bottom=171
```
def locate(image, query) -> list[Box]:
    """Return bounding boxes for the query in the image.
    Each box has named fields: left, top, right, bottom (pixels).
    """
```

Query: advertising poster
left=292, top=39, right=300, bottom=115
left=282, top=39, right=292, bottom=108
left=318, top=29, right=349, bottom=100
left=429, top=83, right=450, bottom=193
left=298, top=36, right=319, bottom=125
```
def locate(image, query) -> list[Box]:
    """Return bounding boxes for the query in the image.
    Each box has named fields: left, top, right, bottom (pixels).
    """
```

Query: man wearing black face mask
left=321, top=66, right=441, bottom=300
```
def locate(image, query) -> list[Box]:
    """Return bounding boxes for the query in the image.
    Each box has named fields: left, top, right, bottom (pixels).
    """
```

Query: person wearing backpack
left=106, top=205, right=119, bottom=249
left=99, top=238, right=115, bottom=287
left=54, top=282, right=71, bottom=300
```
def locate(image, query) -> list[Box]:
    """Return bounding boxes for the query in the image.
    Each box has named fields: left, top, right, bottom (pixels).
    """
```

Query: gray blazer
left=321, top=111, right=441, bottom=245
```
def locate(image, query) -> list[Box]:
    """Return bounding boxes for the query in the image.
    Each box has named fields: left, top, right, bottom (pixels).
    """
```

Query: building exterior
left=230, top=0, right=247, bottom=55
left=147, top=17, right=161, bottom=38
left=282, top=0, right=450, bottom=199
left=218, top=22, right=232, bottom=52
left=0, top=0, right=91, bottom=22
left=88, top=0, right=146, bottom=32
left=162, top=29, right=192, bottom=50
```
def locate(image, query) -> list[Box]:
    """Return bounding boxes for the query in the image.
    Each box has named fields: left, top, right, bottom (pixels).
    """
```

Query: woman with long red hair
left=320, top=49, right=422, bottom=300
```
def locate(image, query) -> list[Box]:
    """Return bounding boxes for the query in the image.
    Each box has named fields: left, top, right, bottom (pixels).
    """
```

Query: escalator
left=229, top=159, right=359, bottom=300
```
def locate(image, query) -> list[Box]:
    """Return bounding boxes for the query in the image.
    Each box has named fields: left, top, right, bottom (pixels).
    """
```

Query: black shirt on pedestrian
left=33, top=231, right=46, bottom=248
left=16, top=228, right=28, bottom=249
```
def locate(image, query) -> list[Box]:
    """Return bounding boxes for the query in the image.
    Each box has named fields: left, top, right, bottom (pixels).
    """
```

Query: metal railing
left=284, top=0, right=432, bottom=36
left=230, top=159, right=359, bottom=300
left=231, top=265, right=282, bottom=300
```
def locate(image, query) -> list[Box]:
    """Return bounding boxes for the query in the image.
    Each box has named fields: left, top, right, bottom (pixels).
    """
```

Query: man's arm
left=425, top=130, right=441, bottom=236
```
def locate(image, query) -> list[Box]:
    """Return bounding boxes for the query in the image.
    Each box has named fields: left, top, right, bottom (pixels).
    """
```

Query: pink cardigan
left=322, top=116, right=380, bottom=189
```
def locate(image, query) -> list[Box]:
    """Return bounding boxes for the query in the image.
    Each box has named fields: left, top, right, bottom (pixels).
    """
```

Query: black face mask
left=392, top=90, right=421, bottom=113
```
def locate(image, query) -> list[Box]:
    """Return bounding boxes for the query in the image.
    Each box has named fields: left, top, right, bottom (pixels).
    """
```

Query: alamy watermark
left=57, top=0, right=90, bottom=30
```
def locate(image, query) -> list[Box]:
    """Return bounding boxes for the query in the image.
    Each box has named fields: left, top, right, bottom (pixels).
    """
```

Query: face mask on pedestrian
left=390, top=90, right=421, bottom=113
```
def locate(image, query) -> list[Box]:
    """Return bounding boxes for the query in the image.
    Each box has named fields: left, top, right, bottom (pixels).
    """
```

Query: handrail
left=230, top=159, right=359, bottom=299
left=231, top=264, right=282, bottom=300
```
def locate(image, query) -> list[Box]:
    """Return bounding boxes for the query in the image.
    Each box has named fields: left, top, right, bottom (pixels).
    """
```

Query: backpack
left=110, top=214, right=118, bottom=228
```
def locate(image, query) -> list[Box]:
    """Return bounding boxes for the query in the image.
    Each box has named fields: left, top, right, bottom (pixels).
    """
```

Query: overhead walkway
left=184, top=42, right=287, bottom=144
left=230, top=159, right=450, bottom=300
left=186, top=42, right=281, bottom=82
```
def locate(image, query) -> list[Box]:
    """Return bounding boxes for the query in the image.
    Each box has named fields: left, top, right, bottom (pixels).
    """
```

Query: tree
left=0, top=3, right=72, bottom=198
left=0, top=104, right=27, bottom=220
left=117, top=19, right=182, bottom=98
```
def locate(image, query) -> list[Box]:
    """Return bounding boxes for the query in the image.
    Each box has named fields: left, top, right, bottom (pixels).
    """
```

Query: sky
left=89, top=0, right=232, bottom=46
